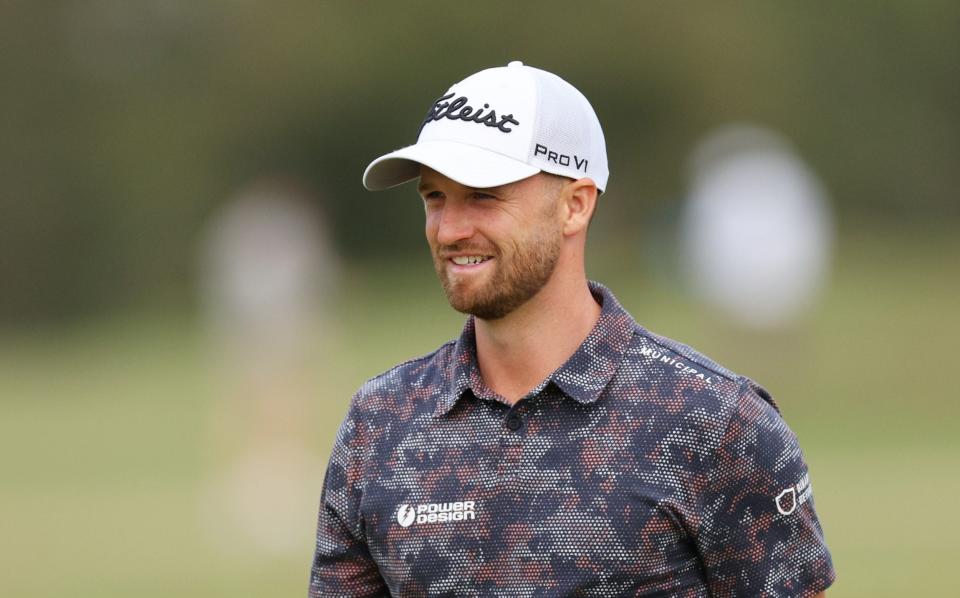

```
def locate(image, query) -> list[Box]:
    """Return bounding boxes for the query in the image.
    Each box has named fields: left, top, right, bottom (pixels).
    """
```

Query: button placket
left=497, top=405, right=527, bottom=480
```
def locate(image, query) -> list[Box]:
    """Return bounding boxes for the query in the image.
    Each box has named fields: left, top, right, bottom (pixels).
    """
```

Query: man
left=309, top=61, right=835, bottom=597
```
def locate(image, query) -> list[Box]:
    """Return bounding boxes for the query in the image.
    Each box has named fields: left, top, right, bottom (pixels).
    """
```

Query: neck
left=473, top=267, right=601, bottom=404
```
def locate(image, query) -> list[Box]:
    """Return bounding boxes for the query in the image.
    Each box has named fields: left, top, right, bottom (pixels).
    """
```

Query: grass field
left=1, top=232, right=957, bottom=597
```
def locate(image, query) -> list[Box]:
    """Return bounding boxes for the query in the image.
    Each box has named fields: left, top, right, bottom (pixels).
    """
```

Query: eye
left=422, top=190, right=444, bottom=201
left=470, top=191, right=496, bottom=200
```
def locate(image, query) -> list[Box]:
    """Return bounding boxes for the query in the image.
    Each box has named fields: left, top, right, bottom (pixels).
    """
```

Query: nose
left=435, top=198, right=475, bottom=246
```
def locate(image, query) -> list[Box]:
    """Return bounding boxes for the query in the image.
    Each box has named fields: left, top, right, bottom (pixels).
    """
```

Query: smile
left=450, top=255, right=492, bottom=265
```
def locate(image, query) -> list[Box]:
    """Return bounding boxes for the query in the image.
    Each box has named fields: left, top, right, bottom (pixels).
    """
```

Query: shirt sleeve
left=693, top=380, right=836, bottom=597
left=309, top=401, right=388, bottom=597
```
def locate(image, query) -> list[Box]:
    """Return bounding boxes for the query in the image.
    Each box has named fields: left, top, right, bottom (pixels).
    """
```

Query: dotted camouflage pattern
left=310, top=282, right=835, bottom=597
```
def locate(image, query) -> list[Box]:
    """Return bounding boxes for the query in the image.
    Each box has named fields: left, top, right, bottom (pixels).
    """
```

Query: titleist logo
left=420, top=92, right=520, bottom=134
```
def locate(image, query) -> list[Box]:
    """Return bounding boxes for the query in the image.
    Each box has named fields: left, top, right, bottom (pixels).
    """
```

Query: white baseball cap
left=362, top=61, right=609, bottom=193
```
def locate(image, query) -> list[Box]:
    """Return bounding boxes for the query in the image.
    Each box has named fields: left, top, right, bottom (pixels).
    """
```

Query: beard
left=433, top=222, right=562, bottom=320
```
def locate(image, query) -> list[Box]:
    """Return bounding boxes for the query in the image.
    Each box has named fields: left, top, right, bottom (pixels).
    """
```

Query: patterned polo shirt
left=309, top=281, right=835, bottom=597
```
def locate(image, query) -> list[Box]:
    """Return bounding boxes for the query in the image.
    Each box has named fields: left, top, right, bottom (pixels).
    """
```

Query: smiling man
left=309, top=61, right=835, bottom=597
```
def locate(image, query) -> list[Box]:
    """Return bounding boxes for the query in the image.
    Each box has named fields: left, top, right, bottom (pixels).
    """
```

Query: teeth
left=452, top=256, right=488, bottom=265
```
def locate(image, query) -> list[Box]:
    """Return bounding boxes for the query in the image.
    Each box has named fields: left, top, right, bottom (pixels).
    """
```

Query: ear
left=560, top=178, right=598, bottom=236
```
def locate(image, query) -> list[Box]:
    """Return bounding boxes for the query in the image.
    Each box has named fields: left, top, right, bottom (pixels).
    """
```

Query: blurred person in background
left=309, top=62, right=834, bottom=596
left=681, top=124, right=834, bottom=331
left=200, top=177, right=337, bottom=556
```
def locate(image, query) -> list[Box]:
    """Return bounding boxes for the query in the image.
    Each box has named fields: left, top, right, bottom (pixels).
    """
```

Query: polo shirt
left=309, top=281, right=835, bottom=597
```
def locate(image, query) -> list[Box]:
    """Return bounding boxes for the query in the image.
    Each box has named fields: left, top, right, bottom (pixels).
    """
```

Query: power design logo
left=396, top=501, right=477, bottom=527
left=396, top=504, right=416, bottom=527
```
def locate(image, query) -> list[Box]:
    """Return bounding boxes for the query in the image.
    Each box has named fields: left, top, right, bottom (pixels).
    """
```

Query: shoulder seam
left=695, top=382, right=742, bottom=540
left=737, top=376, right=781, bottom=413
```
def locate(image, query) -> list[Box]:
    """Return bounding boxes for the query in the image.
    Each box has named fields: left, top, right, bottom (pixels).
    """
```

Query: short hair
left=540, top=172, right=598, bottom=227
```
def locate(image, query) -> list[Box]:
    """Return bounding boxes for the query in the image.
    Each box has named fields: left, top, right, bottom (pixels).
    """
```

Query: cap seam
left=526, top=66, right=544, bottom=168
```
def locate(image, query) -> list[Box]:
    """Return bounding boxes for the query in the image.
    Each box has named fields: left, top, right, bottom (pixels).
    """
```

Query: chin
left=442, top=287, right=493, bottom=319
left=445, top=288, right=483, bottom=313
left=456, top=302, right=511, bottom=321
left=449, top=289, right=517, bottom=320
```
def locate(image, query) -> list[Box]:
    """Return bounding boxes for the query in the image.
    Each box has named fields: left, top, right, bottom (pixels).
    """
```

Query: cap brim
left=362, top=141, right=541, bottom=191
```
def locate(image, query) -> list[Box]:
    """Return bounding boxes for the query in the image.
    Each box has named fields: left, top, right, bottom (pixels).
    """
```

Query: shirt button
left=505, top=414, right=522, bottom=431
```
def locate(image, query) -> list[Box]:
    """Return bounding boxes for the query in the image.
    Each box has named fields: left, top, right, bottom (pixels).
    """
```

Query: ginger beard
left=432, top=202, right=563, bottom=321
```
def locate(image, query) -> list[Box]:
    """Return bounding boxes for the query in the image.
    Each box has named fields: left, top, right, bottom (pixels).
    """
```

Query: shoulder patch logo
left=775, top=473, right=812, bottom=515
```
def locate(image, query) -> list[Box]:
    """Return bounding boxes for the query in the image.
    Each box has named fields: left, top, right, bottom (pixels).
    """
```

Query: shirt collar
left=434, top=281, right=636, bottom=417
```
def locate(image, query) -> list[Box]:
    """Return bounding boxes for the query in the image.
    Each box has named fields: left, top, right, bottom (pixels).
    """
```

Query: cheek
left=424, top=211, right=440, bottom=242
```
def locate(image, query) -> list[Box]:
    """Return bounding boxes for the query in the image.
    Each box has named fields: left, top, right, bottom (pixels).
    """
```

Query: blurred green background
left=2, top=2, right=958, bottom=596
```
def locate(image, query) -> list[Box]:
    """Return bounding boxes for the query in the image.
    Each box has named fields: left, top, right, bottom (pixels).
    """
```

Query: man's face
left=418, top=167, right=565, bottom=320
